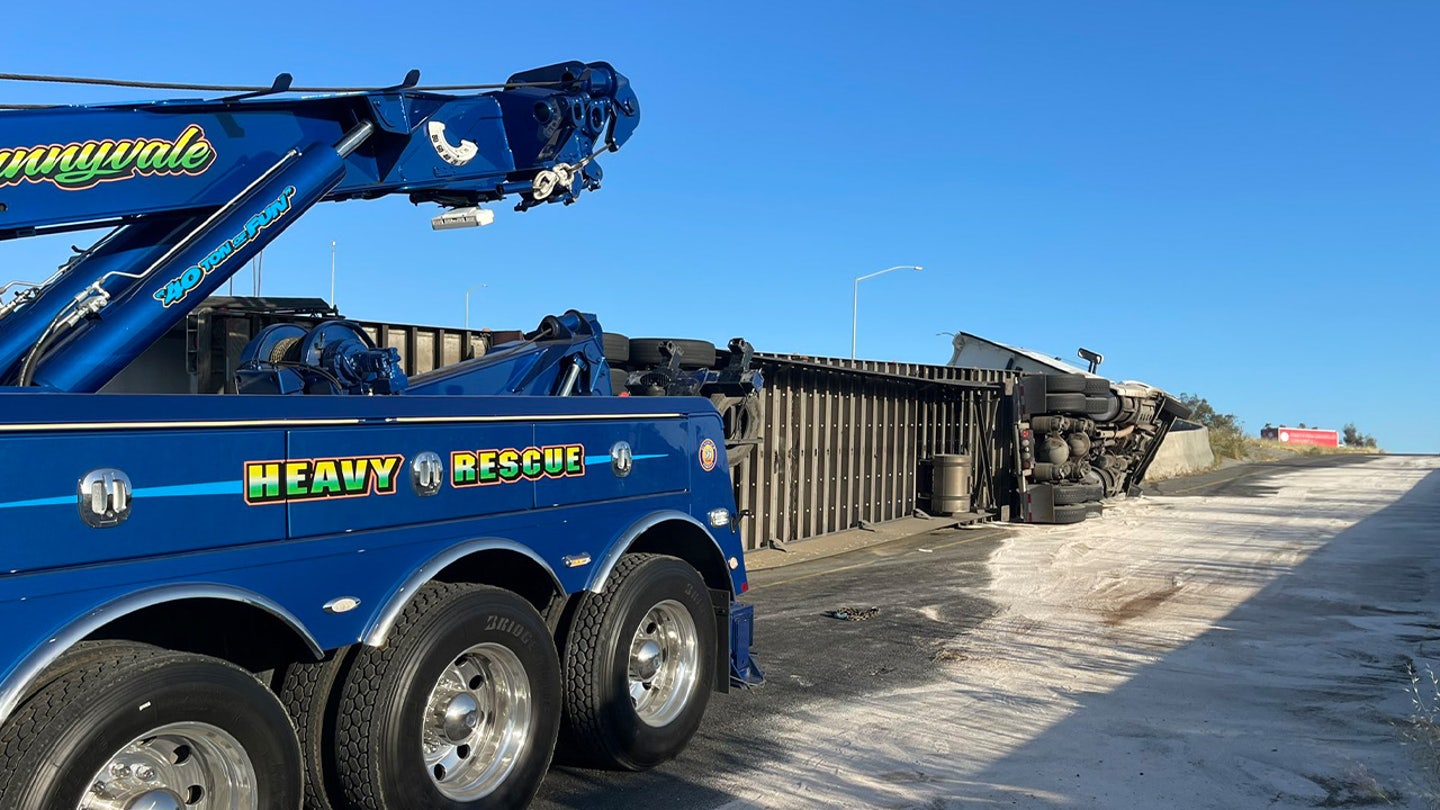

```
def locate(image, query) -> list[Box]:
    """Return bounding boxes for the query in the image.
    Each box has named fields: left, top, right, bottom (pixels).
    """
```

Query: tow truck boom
left=0, top=62, right=639, bottom=392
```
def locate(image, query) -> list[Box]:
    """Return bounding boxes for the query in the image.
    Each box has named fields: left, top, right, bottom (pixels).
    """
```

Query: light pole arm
left=855, top=265, right=920, bottom=283
left=852, top=278, right=860, bottom=360
left=850, top=264, right=922, bottom=360
left=464, top=283, right=487, bottom=329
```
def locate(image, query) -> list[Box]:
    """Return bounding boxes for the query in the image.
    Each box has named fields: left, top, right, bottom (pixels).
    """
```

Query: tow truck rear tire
left=559, top=553, right=716, bottom=770
left=15, top=639, right=154, bottom=703
left=0, top=646, right=303, bottom=810
left=1083, top=377, right=1111, bottom=396
left=333, top=583, right=561, bottom=809
left=279, top=647, right=357, bottom=810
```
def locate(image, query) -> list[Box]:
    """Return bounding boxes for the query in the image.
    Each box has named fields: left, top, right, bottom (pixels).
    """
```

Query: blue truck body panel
left=0, top=390, right=749, bottom=722
left=0, top=66, right=760, bottom=800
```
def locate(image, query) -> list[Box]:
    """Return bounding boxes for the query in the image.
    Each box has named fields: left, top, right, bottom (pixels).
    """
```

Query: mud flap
left=728, top=601, right=764, bottom=688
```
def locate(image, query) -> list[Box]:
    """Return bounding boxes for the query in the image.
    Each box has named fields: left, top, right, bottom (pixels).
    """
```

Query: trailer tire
left=280, top=647, right=358, bottom=810
left=0, top=647, right=302, bottom=810
left=1084, top=396, right=1115, bottom=416
left=1054, top=483, right=1104, bottom=505
left=559, top=553, right=716, bottom=771
left=334, top=583, right=560, bottom=809
left=1044, top=374, right=1086, bottom=394
left=1083, top=377, right=1111, bottom=396
left=712, top=394, right=762, bottom=446
left=1052, top=503, right=1089, bottom=524
left=1090, top=395, right=1123, bottom=422
left=629, top=339, right=718, bottom=370
left=602, top=332, right=630, bottom=366
left=1045, top=393, right=1087, bottom=414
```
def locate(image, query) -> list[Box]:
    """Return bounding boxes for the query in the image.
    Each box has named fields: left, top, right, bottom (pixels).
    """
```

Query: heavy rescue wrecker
left=0, top=63, right=761, bottom=809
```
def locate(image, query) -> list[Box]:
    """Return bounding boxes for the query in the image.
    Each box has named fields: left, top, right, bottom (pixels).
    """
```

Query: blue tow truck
left=0, top=63, right=760, bottom=809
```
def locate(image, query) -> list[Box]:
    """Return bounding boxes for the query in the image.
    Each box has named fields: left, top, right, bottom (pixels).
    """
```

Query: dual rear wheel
left=559, top=553, right=716, bottom=771
left=305, top=559, right=714, bottom=805
left=0, top=554, right=716, bottom=809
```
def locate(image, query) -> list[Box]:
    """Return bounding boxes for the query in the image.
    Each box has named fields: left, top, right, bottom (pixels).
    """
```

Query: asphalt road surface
left=533, top=454, right=1440, bottom=809
left=534, top=514, right=1007, bottom=808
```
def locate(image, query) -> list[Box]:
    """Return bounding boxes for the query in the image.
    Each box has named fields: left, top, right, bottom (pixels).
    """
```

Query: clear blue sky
left=3, top=2, right=1435, bottom=451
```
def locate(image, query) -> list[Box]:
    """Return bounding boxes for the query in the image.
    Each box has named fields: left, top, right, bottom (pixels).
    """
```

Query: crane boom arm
left=0, top=61, right=637, bottom=236
left=0, top=61, right=639, bottom=392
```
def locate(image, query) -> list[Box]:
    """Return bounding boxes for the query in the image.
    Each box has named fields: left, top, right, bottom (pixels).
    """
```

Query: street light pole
left=464, top=283, right=487, bottom=329
left=851, top=265, right=922, bottom=359
left=329, top=241, right=336, bottom=308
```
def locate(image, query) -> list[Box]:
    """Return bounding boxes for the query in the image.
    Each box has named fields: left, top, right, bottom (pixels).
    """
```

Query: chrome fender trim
left=362, top=538, right=563, bottom=648
left=586, top=510, right=729, bottom=594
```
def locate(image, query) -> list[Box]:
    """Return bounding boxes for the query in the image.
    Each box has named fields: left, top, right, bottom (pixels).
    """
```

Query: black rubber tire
left=1083, top=377, right=1111, bottom=396
left=1044, top=373, right=1086, bottom=394
left=1052, top=503, right=1089, bottom=524
left=629, top=338, right=718, bottom=370
left=1045, top=393, right=1087, bottom=414
left=559, top=554, right=716, bottom=771
left=0, top=647, right=303, bottom=810
left=710, top=394, right=762, bottom=445
left=334, top=583, right=561, bottom=810
left=609, top=372, right=629, bottom=396
left=1091, top=395, right=1123, bottom=423
left=280, top=647, right=358, bottom=810
left=1084, top=396, right=1114, bottom=416
left=1054, top=483, right=1104, bottom=505
left=17, top=639, right=155, bottom=703
left=602, top=332, right=630, bottom=366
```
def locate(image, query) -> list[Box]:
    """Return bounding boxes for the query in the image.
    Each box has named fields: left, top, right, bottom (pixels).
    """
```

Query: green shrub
left=1175, top=393, right=1247, bottom=460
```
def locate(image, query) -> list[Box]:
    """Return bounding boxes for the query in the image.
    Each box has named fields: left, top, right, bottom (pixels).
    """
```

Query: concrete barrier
left=1146, top=422, right=1214, bottom=479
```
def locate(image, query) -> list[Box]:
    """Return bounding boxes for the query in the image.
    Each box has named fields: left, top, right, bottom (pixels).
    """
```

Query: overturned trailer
left=108, top=300, right=1187, bottom=550
left=946, top=330, right=1188, bottom=523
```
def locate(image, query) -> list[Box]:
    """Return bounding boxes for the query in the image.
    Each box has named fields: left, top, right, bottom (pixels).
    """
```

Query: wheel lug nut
left=110, top=763, right=131, bottom=778
left=136, top=765, right=156, bottom=781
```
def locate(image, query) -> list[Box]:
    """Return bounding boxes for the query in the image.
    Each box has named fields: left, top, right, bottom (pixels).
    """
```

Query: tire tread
left=0, top=647, right=300, bottom=809
left=1044, top=374, right=1086, bottom=394
left=560, top=553, right=657, bottom=767
left=334, top=582, right=471, bottom=810
left=280, top=649, right=354, bottom=810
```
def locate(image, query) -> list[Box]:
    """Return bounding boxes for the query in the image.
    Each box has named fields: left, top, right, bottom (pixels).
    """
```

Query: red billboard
left=1260, top=426, right=1339, bottom=447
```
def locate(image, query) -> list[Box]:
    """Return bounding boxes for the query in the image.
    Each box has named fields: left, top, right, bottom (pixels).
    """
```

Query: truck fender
left=361, top=538, right=564, bottom=648
left=586, top=510, right=732, bottom=595
left=0, top=583, right=322, bottom=727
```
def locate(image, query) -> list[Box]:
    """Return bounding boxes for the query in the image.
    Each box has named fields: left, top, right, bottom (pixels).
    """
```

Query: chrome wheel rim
left=628, top=599, right=700, bottom=727
left=421, top=643, right=532, bottom=801
left=79, top=722, right=257, bottom=810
